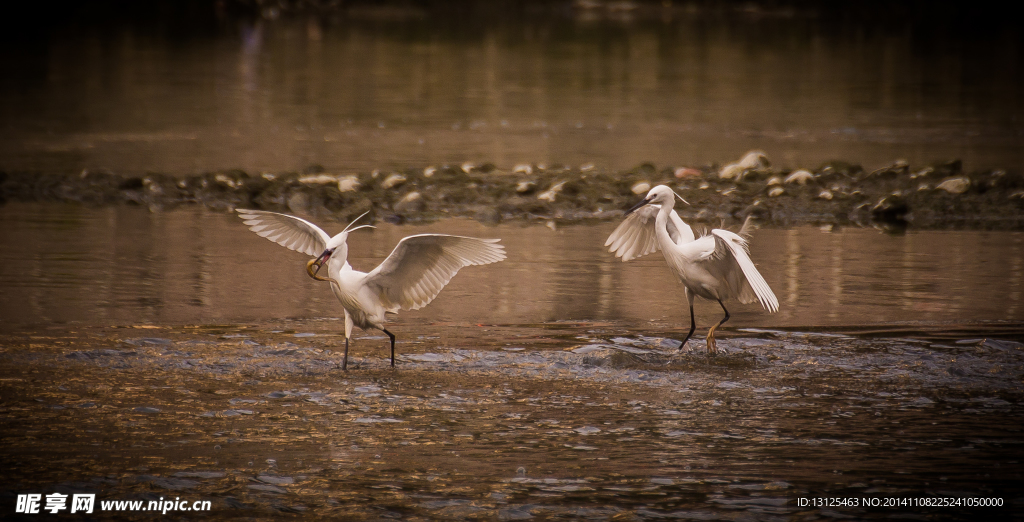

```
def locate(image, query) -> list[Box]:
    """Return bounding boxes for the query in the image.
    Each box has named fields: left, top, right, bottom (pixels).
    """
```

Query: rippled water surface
left=1, top=204, right=1022, bottom=519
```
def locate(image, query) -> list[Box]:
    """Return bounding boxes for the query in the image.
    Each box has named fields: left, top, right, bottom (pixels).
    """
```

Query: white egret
left=605, top=185, right=778, bottom=352
left=236, top=209, right=506, bottom=369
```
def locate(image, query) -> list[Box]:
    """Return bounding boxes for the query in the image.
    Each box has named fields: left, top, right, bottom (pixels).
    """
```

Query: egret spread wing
left=709, top=230, right=779, bottom=313
left=606, top=205, right=695, bottom=261
left=236, top=209, right=330, bottom=256
left=365, top=235, right=506, bottom=311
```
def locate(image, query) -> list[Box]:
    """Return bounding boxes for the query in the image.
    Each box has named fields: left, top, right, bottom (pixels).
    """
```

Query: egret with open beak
left=238, top=209, right=506, bottom=369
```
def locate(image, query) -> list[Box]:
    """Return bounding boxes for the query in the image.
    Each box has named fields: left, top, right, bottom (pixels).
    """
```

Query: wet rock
left=866, top=159, right=910, bottom=179
left=380, top=173, right=407, bottom=190
left=3, top=157, right=1022, bottom=228
left=935, top=176, right=971, bottom=195
left=394, top=191, right=424, bottom=214
left=537, top=181, right=565, bottom=202
left=336, top=175, right=360, bottom=192
left=631, top=182, right=651, bottom=194
left=768, top=187, right=784, bottom=197
left=719, top=151, right=769, bottom=180
left=871, top=193, right=909, bottom=220
left=297, top=174, right=337, bottom=185
left=515, top=180, right=536, bottom=194
left=674, top=167, right=702, bottom=178
left=513, top=164, right=533, bottom=175
left=911, top=166, right=935, bottom=179
left=784, top=170, right=814, bottom=185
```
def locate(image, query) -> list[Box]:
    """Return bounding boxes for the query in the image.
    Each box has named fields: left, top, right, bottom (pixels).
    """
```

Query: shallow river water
left=1, top=204, right=1022, bottom=519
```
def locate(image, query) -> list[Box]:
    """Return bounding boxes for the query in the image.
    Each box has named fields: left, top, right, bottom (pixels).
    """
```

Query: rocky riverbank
left=2, top=153, right=1022, bottom=229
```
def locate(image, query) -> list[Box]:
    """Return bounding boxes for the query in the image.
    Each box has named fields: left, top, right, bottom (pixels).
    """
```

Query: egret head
left=626, top=185, right=688, bottom=214
left=306, top=211, right=375, bottom=281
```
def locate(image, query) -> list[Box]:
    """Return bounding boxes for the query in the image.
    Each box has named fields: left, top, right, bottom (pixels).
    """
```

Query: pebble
left=720, top=150, right=769, bottom=180
left=381, top=173, right=407, bottom=190
left=297, top=174, right=338, bottom=185
left=537, top=181, right=565, bottom=202
left=336, top=175, right=360, bottom=192
left=515, top=180, right=536, bottom=193
left=935, top=176, right=970, bottom=195
left=394, top=191, right=424, bottom=213
left=768, top=187, right=784, bottom=197
left=674, top=167, right=701, bottom=178
left=784, top=170, right=814, bottom=185
left=631, top=182, right=651, bottom=194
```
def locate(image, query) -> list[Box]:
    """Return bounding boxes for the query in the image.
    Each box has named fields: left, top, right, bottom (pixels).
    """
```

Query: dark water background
left=1, top=1, right=1021, bottom=177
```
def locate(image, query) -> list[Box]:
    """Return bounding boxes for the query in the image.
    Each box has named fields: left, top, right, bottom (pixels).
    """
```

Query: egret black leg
left=706, top=300, right=730, bottom=354
left=342, top=337, right=349, bottom=371
left=382, top=328, right=397, bottom=367
left=679, top=304, right=696, bottom=350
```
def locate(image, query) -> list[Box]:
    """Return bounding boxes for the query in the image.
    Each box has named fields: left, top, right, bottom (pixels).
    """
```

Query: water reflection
left=1, top=5, right=1020, bottom=176
left=1, top=203, right=1021, bottom=332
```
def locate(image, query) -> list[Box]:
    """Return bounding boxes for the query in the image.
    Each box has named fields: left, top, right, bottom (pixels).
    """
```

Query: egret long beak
left=626, top=197, right=653, bottom=215
left=306, top=251, right=332, bottom=282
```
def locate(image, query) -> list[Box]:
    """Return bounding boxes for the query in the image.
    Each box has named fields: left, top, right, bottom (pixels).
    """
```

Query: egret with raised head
left=237, top=209, right=506, bottom=369
left=605, top=185, right=778, bottom=352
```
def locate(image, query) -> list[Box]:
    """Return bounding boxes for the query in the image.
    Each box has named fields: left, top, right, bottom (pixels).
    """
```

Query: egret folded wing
left=365, top=235, right=506, bottom=311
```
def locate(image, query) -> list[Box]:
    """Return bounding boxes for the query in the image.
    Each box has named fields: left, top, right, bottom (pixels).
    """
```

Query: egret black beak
left=306, top=251, right=332, bottom=282
left=626, top=197, right=653, bottom=215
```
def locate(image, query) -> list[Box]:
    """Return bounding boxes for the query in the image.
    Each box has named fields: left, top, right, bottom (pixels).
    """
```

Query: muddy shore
left=2, top=157, right=1022, bottom=229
